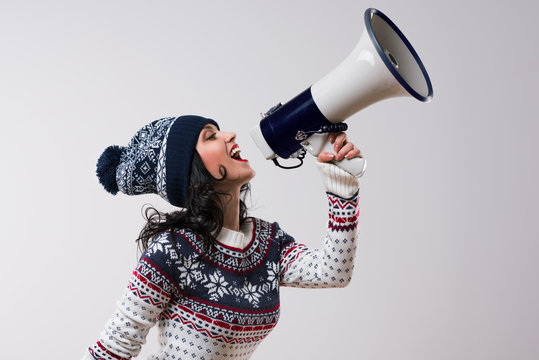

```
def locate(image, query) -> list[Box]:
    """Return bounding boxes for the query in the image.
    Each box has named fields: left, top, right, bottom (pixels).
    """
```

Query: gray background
left=1, top=0, right=538, bottom=359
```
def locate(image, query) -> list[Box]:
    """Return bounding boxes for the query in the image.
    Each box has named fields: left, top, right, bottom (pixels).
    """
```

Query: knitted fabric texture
left=87, top=159, right=361, bottom=360
left=96, top=115, right=219, bottom=208
left=85, top=190, right=359, bottom=360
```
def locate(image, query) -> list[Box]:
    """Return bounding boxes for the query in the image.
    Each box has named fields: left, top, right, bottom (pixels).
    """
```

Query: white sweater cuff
left=316, top=162, right=359, bottom=198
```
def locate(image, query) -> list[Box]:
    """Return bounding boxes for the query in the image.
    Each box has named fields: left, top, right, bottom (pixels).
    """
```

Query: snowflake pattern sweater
left=85, top=163, right=360, bottom=360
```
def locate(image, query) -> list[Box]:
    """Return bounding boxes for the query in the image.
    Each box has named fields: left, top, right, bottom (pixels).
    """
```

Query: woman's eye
left=207, top=133, right=216, bottom=140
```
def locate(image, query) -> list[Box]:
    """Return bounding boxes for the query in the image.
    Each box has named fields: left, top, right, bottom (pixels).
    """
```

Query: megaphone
left=250, top=8, right=433, bottom=177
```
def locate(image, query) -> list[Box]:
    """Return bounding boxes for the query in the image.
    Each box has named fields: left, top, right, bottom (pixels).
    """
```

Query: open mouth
left=230, top=144, right=248, bottom=162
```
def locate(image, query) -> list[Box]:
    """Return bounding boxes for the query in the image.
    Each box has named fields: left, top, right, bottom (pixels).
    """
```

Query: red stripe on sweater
left=169, top=296, right=280, bottom=315
left=161, top=310, right=278, bottom=342
left=94, top=341, right=131, bottom=360
left=131, top=270, right=173, bottom=298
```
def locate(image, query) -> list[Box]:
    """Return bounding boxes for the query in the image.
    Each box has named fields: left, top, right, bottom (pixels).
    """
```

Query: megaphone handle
left=301, top=133, right=366, bottom=177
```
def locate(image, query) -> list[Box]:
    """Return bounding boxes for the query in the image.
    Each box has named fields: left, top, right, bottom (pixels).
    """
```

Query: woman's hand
left=317, top=132, right=363, bottom=163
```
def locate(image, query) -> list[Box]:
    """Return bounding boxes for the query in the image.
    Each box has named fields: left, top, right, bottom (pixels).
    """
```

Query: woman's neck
left=219, top=190, right=241, bottom=232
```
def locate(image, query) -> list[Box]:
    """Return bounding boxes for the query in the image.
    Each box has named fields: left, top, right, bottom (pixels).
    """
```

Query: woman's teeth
left=231, top=146, right=241, bottom=159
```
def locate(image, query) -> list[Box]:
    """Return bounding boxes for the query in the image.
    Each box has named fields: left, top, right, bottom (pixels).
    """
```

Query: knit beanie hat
left=96, top=115, right=219, bottom=208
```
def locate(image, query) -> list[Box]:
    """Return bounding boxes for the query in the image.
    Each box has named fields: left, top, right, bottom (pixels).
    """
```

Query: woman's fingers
left=333, top=132, right=347, bottom=152
left=318, top=151, right=335, bottom=163
left=328, top=133, right=337, bottom=144
left=320, top=132, right=362, bottom=162
left=318, top=147, right=362, bottom=162
left=344, top=147, right=362, bottom=159
left=337, top=142, right=363, bottom=160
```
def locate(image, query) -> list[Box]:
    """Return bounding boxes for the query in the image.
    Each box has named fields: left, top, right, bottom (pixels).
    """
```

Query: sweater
left=84, top=163, right=360, bottom=360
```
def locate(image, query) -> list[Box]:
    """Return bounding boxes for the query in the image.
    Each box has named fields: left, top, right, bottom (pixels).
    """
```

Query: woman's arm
left=83, top=233, right=179, bottom=360
left=279, top=133, right=361, bottom=288
left=279, top=163, right=360, bottom=288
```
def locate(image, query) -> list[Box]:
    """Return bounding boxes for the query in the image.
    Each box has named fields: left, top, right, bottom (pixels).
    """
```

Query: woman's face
left=196, top=124, right=256, bottom=191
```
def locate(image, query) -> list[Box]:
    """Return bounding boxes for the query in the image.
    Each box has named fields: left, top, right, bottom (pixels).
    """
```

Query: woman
left=84, top=115, right=362, bottom=360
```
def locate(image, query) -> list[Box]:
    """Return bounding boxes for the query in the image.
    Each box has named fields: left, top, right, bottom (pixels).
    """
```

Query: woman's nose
left=223, top=132, right=236, bottom=142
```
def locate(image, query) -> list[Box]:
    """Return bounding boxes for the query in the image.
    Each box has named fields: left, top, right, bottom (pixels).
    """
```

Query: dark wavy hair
left=137, top=151, right=250, bottom=252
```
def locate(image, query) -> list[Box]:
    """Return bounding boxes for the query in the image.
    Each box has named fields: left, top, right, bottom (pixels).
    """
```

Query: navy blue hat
left=96, top=115, right=219, bottom=208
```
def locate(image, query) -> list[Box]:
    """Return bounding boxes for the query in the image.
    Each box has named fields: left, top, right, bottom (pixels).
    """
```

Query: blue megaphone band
left=259, top=87, right=333, bottom=159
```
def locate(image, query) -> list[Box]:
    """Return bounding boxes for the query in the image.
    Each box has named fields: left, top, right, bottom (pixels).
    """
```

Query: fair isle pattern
left=279, top=191, right=359, bottom=288
left=327, top=193, right=359, bottom=232
left=116, top=117, right=175, bottom=196
left=89, top=258, right=176, bottom=359
left=174, top=218, right=274, bottom=274
left=168, top=261, right=279, bottom=307
left=155, top=118, right=174, bottom=202
left=132, top=261, right=176, bottom=306
left=155, top=317, right=261, bottom=360
left=161, top=298, right=279, bottom=343
left=87, top=191, right=359, bottom=360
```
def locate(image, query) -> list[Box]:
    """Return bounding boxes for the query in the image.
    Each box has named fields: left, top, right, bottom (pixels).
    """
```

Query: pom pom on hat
left=96, top=145, right=124, bottom=195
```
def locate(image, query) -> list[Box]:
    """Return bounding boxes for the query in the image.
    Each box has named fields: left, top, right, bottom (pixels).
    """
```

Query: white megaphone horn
left=250, top=8, right=433, bottom=177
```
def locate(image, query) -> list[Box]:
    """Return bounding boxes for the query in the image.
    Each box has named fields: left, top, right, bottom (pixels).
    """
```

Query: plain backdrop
left=1, top=0, right=538, bottom=359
